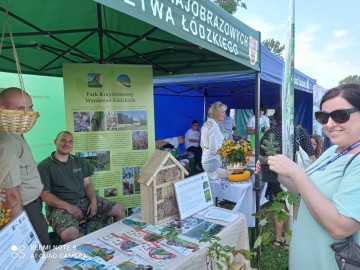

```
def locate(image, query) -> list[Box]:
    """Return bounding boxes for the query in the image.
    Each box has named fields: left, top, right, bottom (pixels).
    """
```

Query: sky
left=234, top=0, right=360, bottom=89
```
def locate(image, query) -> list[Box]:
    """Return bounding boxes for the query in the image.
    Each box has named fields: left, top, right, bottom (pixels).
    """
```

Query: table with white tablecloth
left=209, top=176, right=268, bottom=227
left=41, top=208, right=250, bottom=270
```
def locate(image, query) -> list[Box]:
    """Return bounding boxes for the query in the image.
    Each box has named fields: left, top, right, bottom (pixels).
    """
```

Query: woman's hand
left=267, top=154, right=302, bottom=178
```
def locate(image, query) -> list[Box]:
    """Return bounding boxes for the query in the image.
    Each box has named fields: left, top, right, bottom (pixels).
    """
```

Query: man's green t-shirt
left=38, top=152, right=93, bottom=204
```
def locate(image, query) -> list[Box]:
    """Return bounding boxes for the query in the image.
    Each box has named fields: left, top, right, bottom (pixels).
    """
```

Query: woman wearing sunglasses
left=258, top=84, right=360, bottom=270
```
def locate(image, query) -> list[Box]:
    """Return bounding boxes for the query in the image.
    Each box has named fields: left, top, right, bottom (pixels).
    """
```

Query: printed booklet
left=58, top=255, right=118, bottom=270
left=76, top=240, right=121, bottom=261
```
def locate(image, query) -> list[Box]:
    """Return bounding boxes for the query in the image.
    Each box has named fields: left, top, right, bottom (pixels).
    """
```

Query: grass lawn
left=250, top=201, right=289, bottom=270
left=218, top=200, right=289, bottom=270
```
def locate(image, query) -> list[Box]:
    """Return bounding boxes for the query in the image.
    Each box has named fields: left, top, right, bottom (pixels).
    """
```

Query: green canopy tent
left=0, top=0, right=260, bottom=76
left=0, top=0, right=263, bottom=239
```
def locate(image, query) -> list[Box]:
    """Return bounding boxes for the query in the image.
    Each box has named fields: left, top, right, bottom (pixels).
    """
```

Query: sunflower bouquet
left=217, top=139, right=253, bottom=168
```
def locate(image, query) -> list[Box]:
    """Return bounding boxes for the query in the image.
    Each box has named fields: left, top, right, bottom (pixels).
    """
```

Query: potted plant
left=217, top=140, right=252, bottom=172
left=259, top=133, right=279, bottom=183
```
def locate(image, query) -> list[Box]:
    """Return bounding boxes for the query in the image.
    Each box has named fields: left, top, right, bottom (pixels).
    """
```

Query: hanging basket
left=0, top=109, right=39, bottom=134
left=0, top=1, right=39, bottom=135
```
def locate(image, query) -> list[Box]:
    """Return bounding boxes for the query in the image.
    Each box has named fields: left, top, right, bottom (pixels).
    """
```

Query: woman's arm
left=268, top=154, right=360, bottom=239
left=277, top=175, right=299, bottom=194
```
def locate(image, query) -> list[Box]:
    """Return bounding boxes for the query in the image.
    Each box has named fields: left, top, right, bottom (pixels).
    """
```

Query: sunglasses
left=315, top=108, right=359, bottom=124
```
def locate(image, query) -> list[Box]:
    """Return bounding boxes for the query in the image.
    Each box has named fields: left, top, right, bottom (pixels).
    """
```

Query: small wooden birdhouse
left=137, top=150, right=189, bottom=225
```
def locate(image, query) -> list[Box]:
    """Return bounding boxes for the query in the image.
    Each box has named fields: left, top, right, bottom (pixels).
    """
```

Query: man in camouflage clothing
left=38, top=131, right=126, bottom=243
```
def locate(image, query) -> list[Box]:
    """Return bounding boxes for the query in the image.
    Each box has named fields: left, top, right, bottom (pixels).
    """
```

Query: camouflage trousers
left=47, top=196, right=115, bottom=234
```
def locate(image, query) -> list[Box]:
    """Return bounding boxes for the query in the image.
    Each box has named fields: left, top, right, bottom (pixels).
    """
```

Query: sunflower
left=217, top=139, right=253, bottom=167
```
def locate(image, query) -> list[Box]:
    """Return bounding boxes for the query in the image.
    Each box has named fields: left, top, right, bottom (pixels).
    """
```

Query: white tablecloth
left=209, top=177, right=268, bottom=227
left=41, top=209, right=250, bottom=270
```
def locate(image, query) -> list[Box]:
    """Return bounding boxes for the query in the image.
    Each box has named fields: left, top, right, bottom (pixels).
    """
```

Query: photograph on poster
left=73, top=111, right=91, bottom=132
left=87, top=73, right=103, bottom=88
left=76, top=150, right=111, bottom=171
left=123, top=179, right=135, bottom=195
left=203, top=181, right=209, bottom=189
left=90, top=111, right=106, bottom=131
left=106, top=111, right=118, bottom=131
left=117, top=110, right=147, bottom=130
left=204, top=189, right=212, bottom=202
left=134, top=166, right=141, bottom=194
left=122, top=167, right=134, bottom=180
left=125, top=207, right=140, bottom=217
left=104, top=187, right=118, bottom=197
left=132, top=131, right=148, bottom=150
left=26, top=231, right=35, bottom=246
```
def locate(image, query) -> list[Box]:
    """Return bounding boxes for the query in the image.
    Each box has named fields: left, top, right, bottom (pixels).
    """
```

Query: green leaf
left=254, top=235, right=262, bottom=249
left=271, top=202, right=283, bottom=212
left=239, top=249, right=255, bottom=260
left=287, top=192, right=299, bottom=204
left=223, top=246, right=234, bottom=252
left=259, top=218, right=268, bottom=226
left=277, top=210, right=289, bottom=222
left=260, top=231, right=272, bottom=245
left=213, top=235, right=221, bottom=241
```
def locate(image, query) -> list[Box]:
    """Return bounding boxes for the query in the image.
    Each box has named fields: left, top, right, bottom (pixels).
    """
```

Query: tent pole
left=96, top=3, right=104, bottom=63
left=253, top=71, right=261, bottom=262
left=203, top=88, right=208, bottom=123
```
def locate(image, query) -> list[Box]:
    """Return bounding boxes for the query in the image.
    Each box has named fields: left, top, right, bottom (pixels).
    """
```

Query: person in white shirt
left=185, top=120, right=202, bottom=170
left=201, top=101, right=227, bottom=174
left=246, top=103, right=270, bottom=148
left=163, top=137, right=179, bottom=149
left=222, top=110, right=236, bottom=140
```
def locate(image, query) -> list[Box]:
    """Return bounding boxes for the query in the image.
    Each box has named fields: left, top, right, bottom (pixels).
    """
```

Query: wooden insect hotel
left=137, top=150, right=188, bottom=225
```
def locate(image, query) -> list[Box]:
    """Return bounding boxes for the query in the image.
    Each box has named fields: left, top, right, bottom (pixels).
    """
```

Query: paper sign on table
left=132, top=242, right=177, bottom=266
left=204, top=208, right=239, bottom=222
left=159, top=238, right=196, bottom=256
left=124, top=227, right=164, bottom=243
left=174, top=172, right=214, bottom=220
left=99, top=232, right=141, bottom=256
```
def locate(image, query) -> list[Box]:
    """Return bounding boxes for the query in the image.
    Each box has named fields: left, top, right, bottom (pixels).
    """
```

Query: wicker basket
left=0, top=110, right=39, bottom=134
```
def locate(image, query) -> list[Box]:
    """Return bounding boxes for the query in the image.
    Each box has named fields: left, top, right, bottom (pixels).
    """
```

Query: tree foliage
left=339, top=75, right=360, bottom=85
left=262, top=38, right=285, bottom=60
left=213, top=0, right=247, bottom=14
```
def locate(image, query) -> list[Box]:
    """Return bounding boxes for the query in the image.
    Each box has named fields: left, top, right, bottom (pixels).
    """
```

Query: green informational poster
left=62, top=64, right=154, bottom=211
left=0, top=72, right=65, bottom=162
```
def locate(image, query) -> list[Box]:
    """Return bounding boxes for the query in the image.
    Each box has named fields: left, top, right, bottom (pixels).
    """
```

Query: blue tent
left=154, top=46, right=316, bottom=140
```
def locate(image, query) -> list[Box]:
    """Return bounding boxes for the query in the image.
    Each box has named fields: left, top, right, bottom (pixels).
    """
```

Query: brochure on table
left=174, top=172, right=238, bottom=222
left=0, top=211, right=46, bottom=270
